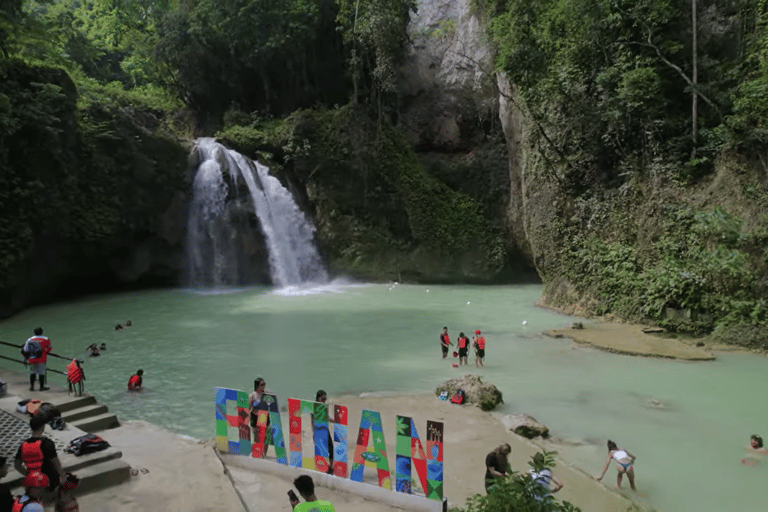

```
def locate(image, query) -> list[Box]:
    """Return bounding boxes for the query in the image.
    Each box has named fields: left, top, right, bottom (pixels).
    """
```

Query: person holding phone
left=289, top=475, right=335, bottom=511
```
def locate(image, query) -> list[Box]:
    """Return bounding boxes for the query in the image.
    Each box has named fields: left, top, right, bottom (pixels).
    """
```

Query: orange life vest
left=458, top=337, right=469, bottom=349
left=66, top=360, right=84, bottom=384
left=440, top=333, right=450, bottom=345
left=19, top=439, right=44, bottom=471
left=128, top=374, right=142, bottom=390
left=476, top=336, right=486, bottom=350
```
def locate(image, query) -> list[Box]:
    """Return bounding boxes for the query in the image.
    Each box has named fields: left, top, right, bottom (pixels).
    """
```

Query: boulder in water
left=501, top=413, right=550, bottom=439
left=435, top=374, right=503, bottom=411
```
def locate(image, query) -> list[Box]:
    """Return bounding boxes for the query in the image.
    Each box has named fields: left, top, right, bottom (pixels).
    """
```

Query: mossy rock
left=435, top=374, right=503, bottom=411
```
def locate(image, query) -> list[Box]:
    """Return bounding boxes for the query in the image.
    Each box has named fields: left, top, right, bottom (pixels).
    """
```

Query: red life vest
left=440, top=333, right=450, bottom=345
left=27, top=336, right=51, bottom=365
left=128, top=374, right=142, bottom=390
left=458, top=337, right=469, bottom=349
left=66, top=360, right=84, bottom=384
left=19, top=439, right=44, bottom=471
left=476, top=336, right=486, bottom=350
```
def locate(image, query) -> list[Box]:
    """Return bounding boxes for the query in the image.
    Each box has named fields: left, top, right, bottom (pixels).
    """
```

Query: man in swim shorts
left=439, top=327, right=452, bottom=359
left=457, top=332, right=470, bottom=366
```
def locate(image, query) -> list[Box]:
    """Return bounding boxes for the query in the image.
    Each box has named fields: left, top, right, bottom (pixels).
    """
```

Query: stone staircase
left=0, top=368, right=130, bottom=496
left=55, top=394, right=120, bottom=432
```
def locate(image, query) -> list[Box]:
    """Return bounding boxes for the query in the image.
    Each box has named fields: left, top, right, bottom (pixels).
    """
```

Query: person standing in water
left=596, top=440, right=636, bottom=490
left=473, top=330, right=486, bottom=367
left=456, top=332, right=470, bottom=366
left=439, top=327, right=452, bottom=359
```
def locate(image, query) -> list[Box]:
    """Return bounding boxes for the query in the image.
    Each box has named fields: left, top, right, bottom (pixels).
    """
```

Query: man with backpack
left=23, top=328, right=52, bottom=391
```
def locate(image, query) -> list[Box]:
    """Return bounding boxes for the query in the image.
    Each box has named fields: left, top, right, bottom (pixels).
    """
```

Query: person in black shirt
left=14, top=414, right=63, bottom=492
left=484, top=443, right=511, bottom=492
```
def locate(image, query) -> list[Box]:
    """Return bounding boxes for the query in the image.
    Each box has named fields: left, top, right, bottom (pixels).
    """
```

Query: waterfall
left=186, top=138, right=328, bottom=288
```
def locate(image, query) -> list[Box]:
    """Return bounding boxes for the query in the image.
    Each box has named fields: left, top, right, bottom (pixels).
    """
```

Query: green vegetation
left=483, top=0, right=768, bottom=342
left=452, top=451, right=580, bottom=512
left=218, top=106, right=506, bottom=281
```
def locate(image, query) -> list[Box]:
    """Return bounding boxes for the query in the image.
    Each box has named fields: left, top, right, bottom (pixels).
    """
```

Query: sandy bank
left=546, top=322, right=715, bottom=360
left=66, top=393, right=644, bottom=512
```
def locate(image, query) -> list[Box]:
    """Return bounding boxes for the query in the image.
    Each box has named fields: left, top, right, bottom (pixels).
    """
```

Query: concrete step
left=52, top=394, right=97, bottom=413
left=6, top=445, right=124, bottom=488
left=9, top=458, right=132, bottom=496
left=60, top=403, right=109, bottom=422
left=70, top=412, right=120, bottom=432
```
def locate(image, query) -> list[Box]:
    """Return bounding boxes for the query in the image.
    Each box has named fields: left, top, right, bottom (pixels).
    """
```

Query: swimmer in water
left=741, top=434, right=767, bottom=466
left=596, top=440, right=636, bottom=490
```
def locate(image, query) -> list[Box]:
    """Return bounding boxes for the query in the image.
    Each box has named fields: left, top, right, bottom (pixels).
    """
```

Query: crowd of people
left=439, top=326, right=486, bottom=367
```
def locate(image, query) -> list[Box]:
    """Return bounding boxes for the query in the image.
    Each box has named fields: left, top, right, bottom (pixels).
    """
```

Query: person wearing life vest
left=11, top=471, right=48, bottom=512
left=439, top=326, right=452, bottom=359
left=25, top=327, right=52, bottom=391
left=128, top=369, right=143, bottom=391
left=473, top=330, right=486, bottom=367
left=14, top=414, right=63, bottom=493
left=457, top=332, right=470, bottom=366
left=290, top=475, right=336, bottom=512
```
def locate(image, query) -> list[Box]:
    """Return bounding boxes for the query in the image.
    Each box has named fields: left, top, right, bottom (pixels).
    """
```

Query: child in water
left=741, top=434, right=767, bottom=466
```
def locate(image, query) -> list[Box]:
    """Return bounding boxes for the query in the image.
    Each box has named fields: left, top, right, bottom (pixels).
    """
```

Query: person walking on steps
left=439, top=327, right=452, bottom=359
left=24, top=327, right=52, bottom=391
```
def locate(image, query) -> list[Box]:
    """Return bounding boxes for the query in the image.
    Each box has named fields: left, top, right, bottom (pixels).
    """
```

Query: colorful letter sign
left=214, top=388, right=442, bottom=500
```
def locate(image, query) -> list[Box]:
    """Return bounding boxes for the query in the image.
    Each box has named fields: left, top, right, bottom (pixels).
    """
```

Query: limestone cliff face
left=400, top=0, right=497, bottom=152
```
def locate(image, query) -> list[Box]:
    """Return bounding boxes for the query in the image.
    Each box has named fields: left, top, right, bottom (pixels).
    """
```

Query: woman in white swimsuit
left=596, top=439, right=636, bottom=490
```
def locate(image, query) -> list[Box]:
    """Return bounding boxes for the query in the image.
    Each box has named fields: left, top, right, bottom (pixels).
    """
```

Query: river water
left=0, top=283, right=765, bottom=512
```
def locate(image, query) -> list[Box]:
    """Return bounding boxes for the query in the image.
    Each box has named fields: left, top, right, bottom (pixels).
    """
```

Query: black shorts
left=476, top=349, right=485, bottom=358
left=441, top=345, right=449, bottom=354
left=458, top=348, right=468, bottom=357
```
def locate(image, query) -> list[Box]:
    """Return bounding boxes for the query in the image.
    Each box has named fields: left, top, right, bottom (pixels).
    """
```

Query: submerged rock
left=435, top=374, right=503, bottom=411
left=501, top=413, right=550, bottom=439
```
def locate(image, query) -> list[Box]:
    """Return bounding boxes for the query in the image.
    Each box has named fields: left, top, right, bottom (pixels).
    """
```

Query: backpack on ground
left=450, top=389, right=465, bottom=404
left=21, top=339, right=42, bottom=359
left=64, top=434, right=110, bottom=456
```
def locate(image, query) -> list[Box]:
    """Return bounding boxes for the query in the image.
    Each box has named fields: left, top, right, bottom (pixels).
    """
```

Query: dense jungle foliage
left=1, top=0, right=767, bottom=345
left=478, top=0, right=768, bottom=344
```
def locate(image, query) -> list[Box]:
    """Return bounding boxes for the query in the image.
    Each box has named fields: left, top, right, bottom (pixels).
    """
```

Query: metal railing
left=0, top=340, right=74, bottom=376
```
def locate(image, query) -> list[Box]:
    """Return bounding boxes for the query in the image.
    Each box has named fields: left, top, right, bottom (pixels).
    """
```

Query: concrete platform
left=0, top=366, right=130, bottom=495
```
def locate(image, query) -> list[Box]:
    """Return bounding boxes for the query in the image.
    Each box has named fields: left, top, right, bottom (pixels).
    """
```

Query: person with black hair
left=596, top=439, right=636, bottom=490
left=25, top=327, right=52, bottom=391
left=741, top=434, right=767, bottom=466
left=439, top=326, right=452, bottom=359
left=314, top=390, right=334, bottom=475
left=0, top=455, right=12, bottom=512
left=289, top=475, right=335, bottom=511
left=128, top=370, right=143, bottom=391
left=484, top=443, right=511, bottom=492
left=528, top=452, right=563, bottom=500
left=14, top=414, right=64, bottom=492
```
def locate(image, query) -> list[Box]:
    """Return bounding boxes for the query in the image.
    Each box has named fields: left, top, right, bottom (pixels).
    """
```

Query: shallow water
left=1, top=283, right=765, bottom=512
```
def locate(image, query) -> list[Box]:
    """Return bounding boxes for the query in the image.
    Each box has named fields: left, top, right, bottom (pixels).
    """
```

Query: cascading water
left=186, top=138, right=328, bottom=288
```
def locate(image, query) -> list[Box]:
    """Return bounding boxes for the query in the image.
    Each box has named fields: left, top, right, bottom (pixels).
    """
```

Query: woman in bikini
left=596, top=439, right=636, bottom=490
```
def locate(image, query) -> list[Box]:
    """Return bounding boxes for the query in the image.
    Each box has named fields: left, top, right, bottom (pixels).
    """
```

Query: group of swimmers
left=439, top=327, right=486, bottom=367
